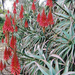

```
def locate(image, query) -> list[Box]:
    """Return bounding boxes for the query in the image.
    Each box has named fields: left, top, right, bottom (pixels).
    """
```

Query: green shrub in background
left=0, top=17, right=4, bottom=40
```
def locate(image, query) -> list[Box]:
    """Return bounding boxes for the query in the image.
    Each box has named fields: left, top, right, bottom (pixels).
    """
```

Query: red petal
left=24, top=20, right=28, bottom=28
left=0, top=60, right=4, bottom=71
left=15, top=26, right=18, bottom=32
left=31, top=2, right=36, bottom=10
left=4, top=47, right=9, bottom=61
left=10, top=51, right=20, bottom=75
left=46, top=0, right=53, bottom=7
left=47, top=10, right=54, bottom=25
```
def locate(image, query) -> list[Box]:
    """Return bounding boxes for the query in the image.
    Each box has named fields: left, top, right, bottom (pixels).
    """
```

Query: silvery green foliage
left=15, top=0, right=75, bottom=74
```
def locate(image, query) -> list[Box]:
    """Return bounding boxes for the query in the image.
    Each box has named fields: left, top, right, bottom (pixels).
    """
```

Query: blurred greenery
left=0, top=17, right=4, bottom=40
left=0, top=9, right=3, bottom=13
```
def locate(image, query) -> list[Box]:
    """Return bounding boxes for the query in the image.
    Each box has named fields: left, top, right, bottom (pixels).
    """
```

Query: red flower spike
left=16, top=0, right=19, bottom=3
left=8, top=48, right=12, bottom=57
left=4, top=47, right=9, bottom=61
left=13, top=2, right=16, bottom=8
left=1, top=37, right=4, bottom=43
left=31, top=2, right=36, bottom=11
left=7, top=10, right=9, bottom=14
left=19, top=5, right=24, bottom=19
left=13, top=8, right=17, bottom=14
left=10, top=51, right=20, bottom=75
left=19, top=11, right=23, bottom=19
left=39, top=9, right=48, bottom=27
left=21, top=5, right=24, bottom=12
left=10, top=35, right=16, bottom=51
left=12, top=18, right=15, bottom=25
left=37, top=13, right=40, bottom=23
left=0, top=60, right=4, bottom=72
left=46, top=0, right=53, bottom=7
left=3, top=16, right=14, bottom=33
left=5, top=14, right=8, bottom=19
left=10, top=15, right=12, bottom=19
left=4, top=62, right=6, bottom=69
left=24, top=20, right=28, bottom=28
left=47, top=10, right=54, bottom=25
left=15, top=26, right=18, bottom=32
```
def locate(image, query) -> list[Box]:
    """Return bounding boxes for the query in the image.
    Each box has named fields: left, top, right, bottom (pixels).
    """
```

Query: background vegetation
left=0, top=17, right=4, bottom=40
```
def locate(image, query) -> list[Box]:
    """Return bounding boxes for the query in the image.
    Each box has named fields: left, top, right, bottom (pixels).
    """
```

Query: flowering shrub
left=1, top=0, right=75, bottom=75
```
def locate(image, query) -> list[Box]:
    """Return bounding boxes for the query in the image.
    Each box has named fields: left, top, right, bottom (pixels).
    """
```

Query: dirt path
left=0, top=42, right=12, bottom=75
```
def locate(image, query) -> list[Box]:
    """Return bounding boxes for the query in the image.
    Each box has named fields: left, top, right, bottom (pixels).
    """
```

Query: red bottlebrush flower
left=47, top=10, right=54, bottom=25
left=19, top=11, right=23, bottom=19
left=12, top=18, right=15, bottom=25
left=0, top=60, right=4, bottom=72
left=1, top=37, right=4, bottom=43
left=19, top=5, right=24, bottom=19
left=24, top=20, right=28, bottom=28
left=39, top=9, right=48, bottom=27
left=15, top=26, right=18, bottom=32
left=21, top=5, right=24, bottom=12
left=13, top=1, right=16, bottom=8
left=10, top=35, right=16, bottom=51
left=4, top=47, right=9, bottom=61
left=5, top=14, right=8, bottom=18
left=37, top=13, right=40, bottom=23
left=46, top=0, right=53, bottom=7
left=10, top=51, right=20, bottom=75
left=16, top=0, right=19, bottom=3
left=8, top=48, right=12, bottom=57
left=3, top=16, right=14, bottom=33
left=4, top=62, right=6, bottom=69
left=31, top=2, right=36, bottom=11
left=10, top=15, right=12, bottom=19
left=13, top=8, right=17, bottom=14
left=7, top=10, right=9, bottom=14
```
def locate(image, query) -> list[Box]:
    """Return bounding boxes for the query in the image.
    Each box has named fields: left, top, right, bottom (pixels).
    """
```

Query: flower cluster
left=2, top=0, right=21, bottom=75
left=11, top=50, right=20, bottom=75
left=3, top=15, right=14, bottom=33
left=4, top=47, right=12, bottom=61
left=37, top=0, right=54, bottom=33
left=19, top=5, right=24, bottom=22
left=25, top=20, right=28, bottom=28
left=31, top=1, right=36, bottom=13
left=0, top=60, right=6, bottom=72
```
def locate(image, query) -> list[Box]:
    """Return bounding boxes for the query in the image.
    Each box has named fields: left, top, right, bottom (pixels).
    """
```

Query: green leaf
left=63, top=61, right=69, bottom=73
left=54, top=13, right=69, bottom=19
left=50, top=54, right=65, bottom=63
left=55, top=60, right=60, bottom=75
left=62, top=72, right=75, bottom=75
left=35, top=62, right=49, bottom=75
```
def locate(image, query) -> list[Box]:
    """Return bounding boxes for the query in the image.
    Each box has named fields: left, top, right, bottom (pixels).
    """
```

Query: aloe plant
left=12, top=0, right=75, bottom=75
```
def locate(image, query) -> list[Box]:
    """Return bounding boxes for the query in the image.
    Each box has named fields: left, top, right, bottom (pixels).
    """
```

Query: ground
left=0, top=42, right=12, bottom=75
